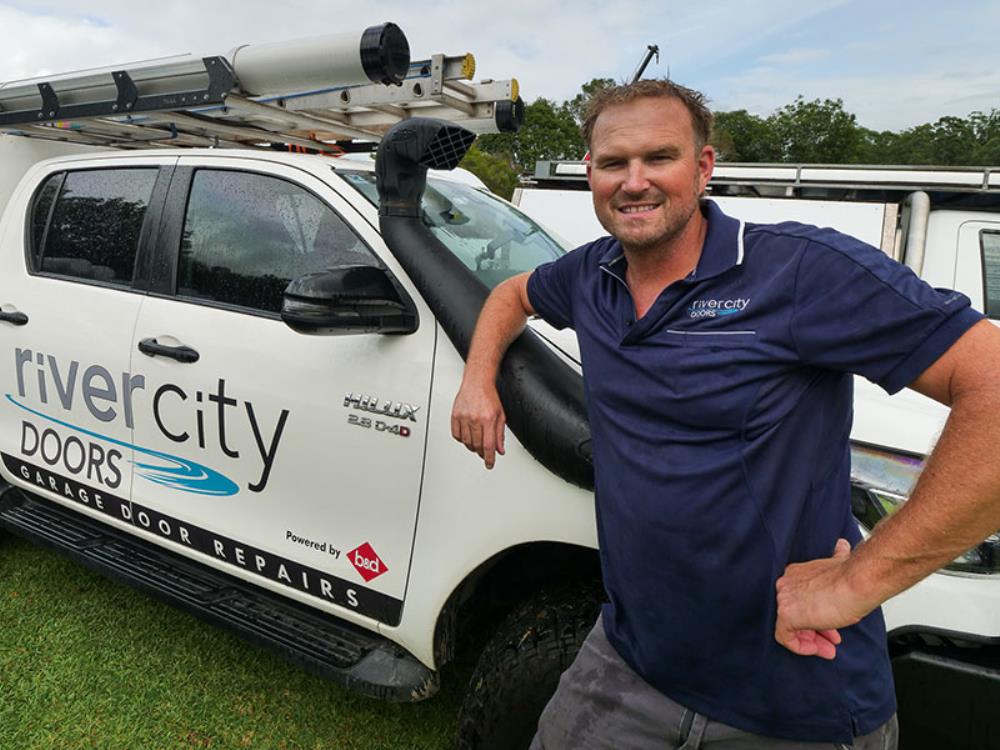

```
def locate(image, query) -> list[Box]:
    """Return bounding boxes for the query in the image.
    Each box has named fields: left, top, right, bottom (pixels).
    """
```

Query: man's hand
left=774, top=538, right=873, bottom=660
left=452, top=380, right=507, bottom=469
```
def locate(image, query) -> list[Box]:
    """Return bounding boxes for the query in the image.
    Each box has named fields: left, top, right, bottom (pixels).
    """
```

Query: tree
left=478, top=97, right=586, bottom=175
left=711, top=109, right=781, bottom=162
left=459, top=143, right=519, bottom=200
left=473, top=78, right=1000, bottom=181
left=768, top=97, right=864, bottom=163
left=970, top=110, right=1000, bottom=164
left=564, top=77, right=616, bottom=126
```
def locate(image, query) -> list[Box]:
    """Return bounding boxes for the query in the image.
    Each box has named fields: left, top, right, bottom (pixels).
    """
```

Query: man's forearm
left=462, top=273, right=534, bottom=387
left=845, top=387, right=1000, bottom=610
left=451, top=272, right=535, bottom=468
left=775, top=322, right=1000, bottom=657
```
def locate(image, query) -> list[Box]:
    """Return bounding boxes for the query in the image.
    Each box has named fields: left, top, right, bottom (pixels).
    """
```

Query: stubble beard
left=602, top=193, right=700, bottom=257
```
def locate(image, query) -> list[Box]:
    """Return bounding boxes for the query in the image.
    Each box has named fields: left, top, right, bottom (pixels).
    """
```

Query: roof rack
left=0, top=24, right=523, bottom=152
left=531, top=160, right=1000, bottom=193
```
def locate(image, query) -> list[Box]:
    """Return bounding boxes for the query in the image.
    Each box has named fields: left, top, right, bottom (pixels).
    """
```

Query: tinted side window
left=40, top=168, right=157, bottom=285
left=177, top=170, right=378, bottom=314
left=30, top=172, right=63, bottom=269
left=982, top=231, right=1000, bottom=318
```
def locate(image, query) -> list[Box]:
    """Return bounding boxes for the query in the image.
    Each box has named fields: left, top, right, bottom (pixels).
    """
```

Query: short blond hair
left=582, top=79, right=713, bottom=152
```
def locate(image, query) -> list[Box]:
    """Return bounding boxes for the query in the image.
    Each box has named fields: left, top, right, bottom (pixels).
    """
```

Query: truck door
left=126, top=157, right=433, bottom=628
left=953, top=220, right=1000, bottom=322
left=0, top=161, right=170, bottom=532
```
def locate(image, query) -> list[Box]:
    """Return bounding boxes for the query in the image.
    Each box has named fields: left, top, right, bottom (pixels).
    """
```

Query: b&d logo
left=348, top=542, right=388, bottom=582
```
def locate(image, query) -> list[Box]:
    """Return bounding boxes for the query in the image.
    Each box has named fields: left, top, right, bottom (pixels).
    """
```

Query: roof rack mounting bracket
left=112, top=69, right=139, bottom=114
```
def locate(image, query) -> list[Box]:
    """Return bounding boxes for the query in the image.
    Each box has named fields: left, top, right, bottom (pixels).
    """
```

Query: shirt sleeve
left=526, top=243, right=594, bottom=330
left=789, top=228, right=984, bottom=394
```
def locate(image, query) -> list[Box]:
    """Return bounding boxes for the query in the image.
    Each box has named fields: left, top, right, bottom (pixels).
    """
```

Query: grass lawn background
left=0, top=534, right=470, bottom=749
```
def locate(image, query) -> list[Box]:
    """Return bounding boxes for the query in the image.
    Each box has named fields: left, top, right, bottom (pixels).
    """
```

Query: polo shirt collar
left=598, top=199, right=745, bottom=281
left=695, top=199, right=745, bottom=279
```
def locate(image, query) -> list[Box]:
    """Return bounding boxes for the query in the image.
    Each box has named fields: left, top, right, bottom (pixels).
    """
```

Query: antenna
left=629, top=44, right=660, bottom=83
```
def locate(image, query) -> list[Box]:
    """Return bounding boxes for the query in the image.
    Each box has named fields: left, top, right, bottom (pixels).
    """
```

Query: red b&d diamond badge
left=348, top=542, right=388, bottom=582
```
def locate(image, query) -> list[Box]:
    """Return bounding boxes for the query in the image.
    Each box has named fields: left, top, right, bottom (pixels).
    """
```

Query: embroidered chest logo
left=687, top=297, right=750, bottom=319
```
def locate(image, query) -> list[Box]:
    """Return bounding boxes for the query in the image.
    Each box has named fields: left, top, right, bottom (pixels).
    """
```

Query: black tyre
left=456, top=582, right=603, bottom=750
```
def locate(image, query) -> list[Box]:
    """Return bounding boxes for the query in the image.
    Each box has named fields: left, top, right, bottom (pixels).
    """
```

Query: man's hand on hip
left=774, top=538, right=872, bottom=660
left=451, top=381, right=506, bottom=469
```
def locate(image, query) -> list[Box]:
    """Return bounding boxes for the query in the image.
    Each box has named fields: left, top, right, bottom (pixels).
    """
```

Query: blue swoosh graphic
left=717, top=308, right=741, bottom=316
left=6, top=394, right=239, bottom=496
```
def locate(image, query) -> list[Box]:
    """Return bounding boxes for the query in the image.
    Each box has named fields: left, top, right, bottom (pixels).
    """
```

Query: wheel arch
left=433, top=540, right=602, bottom=666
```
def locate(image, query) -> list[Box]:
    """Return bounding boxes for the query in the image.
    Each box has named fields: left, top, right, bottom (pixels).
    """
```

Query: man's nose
left=622, top=161, right=651, bottom=194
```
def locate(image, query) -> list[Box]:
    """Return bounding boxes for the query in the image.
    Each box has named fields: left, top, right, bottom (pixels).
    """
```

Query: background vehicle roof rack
left=531, top=160, right=1000, bottom=194
left=0, top=24, right=523, bottom=151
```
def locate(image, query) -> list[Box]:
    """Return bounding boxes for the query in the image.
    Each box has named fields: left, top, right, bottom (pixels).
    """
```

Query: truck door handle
left=138, top=338, right=200, bottom=363
left=0, top=310, right=28, bottom=326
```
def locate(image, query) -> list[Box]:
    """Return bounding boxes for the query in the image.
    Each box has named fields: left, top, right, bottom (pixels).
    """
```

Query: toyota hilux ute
left=0, top=26, right=596, bottom=750
left=0, top=28, right=996, bottom=750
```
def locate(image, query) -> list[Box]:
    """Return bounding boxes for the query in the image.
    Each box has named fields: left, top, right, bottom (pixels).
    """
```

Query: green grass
left=0, top=534, right=471, bottom=750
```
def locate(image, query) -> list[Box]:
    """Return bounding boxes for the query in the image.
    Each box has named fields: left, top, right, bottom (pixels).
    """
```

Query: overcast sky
left=0, top=0, right=996, bottom=132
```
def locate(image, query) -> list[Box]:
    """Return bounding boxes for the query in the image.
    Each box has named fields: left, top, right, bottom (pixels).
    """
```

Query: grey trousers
left=530, top=618, right=898, bottom=750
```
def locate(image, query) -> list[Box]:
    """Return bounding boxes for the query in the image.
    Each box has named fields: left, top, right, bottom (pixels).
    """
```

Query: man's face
left=587, top=97, right=715, bottom=253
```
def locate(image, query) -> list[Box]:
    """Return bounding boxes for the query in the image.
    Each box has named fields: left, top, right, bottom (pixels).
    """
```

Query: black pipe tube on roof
left=375, top=118, right=593, bottom=490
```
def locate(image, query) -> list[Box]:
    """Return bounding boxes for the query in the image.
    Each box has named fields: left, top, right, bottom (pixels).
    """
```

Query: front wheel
left=455, top=582, right=603, bottom=750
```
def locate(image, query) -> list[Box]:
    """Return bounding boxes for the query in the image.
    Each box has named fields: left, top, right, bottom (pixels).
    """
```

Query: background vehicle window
left=29, top=172, right=63, bottom=270
left=178, top=170, right=378, bottom=314
left=40, top=168, right=157, bottom=284
left=982, top=231, right=1000, bottom=318
left=339, top=170, right=568, bottom=289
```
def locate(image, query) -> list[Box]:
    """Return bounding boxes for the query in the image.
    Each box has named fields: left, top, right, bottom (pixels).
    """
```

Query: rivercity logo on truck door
left=5, top=348, right=290, bottom=497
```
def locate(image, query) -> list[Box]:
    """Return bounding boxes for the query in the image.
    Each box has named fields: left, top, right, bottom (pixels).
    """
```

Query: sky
left=0, top=0, right=996, bottom=132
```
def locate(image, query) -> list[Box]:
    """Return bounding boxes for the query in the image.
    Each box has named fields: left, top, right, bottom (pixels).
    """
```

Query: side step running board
left=0, top=489, right=437, bottom=702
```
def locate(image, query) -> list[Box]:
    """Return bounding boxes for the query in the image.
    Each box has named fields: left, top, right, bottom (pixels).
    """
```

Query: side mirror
left=281, top=265, right=417, bottom=335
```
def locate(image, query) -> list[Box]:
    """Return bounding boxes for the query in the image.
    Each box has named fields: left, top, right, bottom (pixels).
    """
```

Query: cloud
left=1, top=0, right=996, bottom=133
left=758, top=47, right=830, bottom=66
left=0, top=0, right=861, bottom=99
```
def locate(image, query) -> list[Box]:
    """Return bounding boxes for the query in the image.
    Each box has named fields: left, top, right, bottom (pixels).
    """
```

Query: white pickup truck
left=0, top=31, right=596, bottom=750
left=0, top=127, right=599, bottom=750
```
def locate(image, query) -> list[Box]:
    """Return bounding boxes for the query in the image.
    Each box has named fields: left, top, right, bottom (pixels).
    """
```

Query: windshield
left=338, top=169, right=569, bottom=289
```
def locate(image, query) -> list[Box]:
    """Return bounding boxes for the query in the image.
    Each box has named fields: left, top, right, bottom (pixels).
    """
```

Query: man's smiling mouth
left=619, top=204, right=659, bottom=214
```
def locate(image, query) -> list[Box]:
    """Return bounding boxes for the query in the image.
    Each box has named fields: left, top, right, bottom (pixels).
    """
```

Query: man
left=451, top=79, right=1000, bottom=748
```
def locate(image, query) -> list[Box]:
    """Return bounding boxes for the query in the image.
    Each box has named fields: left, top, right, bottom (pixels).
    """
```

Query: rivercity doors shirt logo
left=687, top=297, right=750, bottom=319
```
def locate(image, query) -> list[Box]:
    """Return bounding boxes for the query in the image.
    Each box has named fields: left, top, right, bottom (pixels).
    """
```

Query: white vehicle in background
left=514, top=159, right=1000, bottom=750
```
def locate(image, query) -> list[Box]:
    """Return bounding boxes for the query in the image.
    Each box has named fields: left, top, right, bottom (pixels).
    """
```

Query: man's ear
left=697, top=145, right=716, bottom=195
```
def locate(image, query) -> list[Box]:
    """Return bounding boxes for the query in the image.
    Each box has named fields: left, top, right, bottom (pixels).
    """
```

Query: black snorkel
left=375, top=118, right=593, bottom=490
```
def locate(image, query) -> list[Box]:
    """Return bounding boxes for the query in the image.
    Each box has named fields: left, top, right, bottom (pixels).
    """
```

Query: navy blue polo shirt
left=526, top=200, right=983, bottom=743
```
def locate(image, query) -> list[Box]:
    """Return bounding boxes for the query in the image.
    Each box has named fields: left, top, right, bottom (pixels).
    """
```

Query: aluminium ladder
left=0, top=28, right=523, bottom=152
